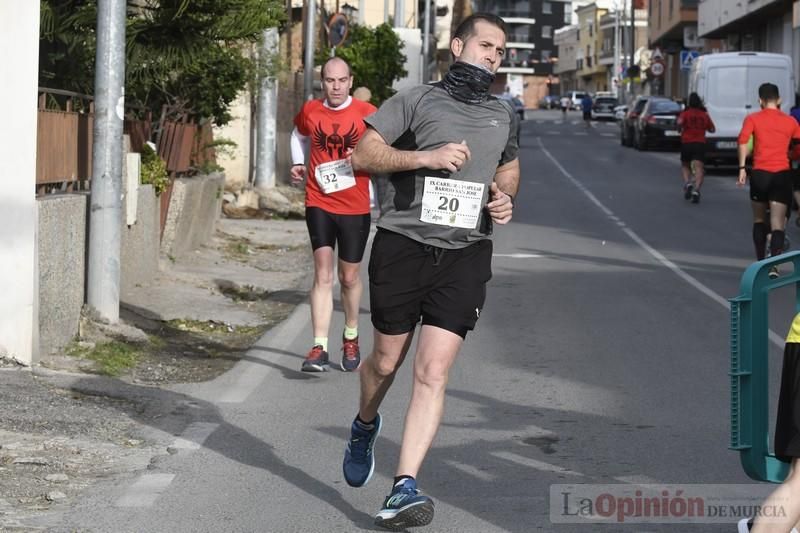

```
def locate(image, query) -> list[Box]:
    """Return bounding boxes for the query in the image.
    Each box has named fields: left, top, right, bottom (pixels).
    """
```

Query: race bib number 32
left=420, top=177, right=485, bottom=229
left=315, top=159, right=356, bottom=194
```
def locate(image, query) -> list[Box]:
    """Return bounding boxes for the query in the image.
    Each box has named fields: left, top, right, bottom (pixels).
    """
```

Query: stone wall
left=160, top=173, right=225, bottom=260
left=37, top=194, right=87, bottom=356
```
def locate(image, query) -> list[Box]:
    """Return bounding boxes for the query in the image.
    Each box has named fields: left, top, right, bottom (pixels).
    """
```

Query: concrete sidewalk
left=0, top=215, right=314, bottom=530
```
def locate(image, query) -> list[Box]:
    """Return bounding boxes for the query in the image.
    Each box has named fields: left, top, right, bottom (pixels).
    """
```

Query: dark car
left=591, top=96, right=618, bottom=120
left=620, top=96, right=649, bottom=147
left=632, top=97, right=682, bottom=151
left=539, top=95, right=561, bottom=109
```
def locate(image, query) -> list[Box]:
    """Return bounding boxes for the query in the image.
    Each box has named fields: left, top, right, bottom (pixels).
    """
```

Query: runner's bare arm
left=351, top=129, right=471, bottom=174
left=487, top=158, right=520, bottom=225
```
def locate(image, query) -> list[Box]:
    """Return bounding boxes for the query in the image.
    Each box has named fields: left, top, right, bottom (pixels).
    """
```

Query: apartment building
left=470, top=0, right=574, bottom=105
left=576, top=2, right=611, bottom=92
left=647, top=0, right=701, bottom=98
left=697, top=0, right=800, bottom=89
left=555, top=24, right=580, bottom=92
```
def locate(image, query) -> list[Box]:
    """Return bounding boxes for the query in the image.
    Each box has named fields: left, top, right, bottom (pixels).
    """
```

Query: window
left=564, top=3, right=572, bottom=24
left=589, top=22, right=593, bottom=37
left=542, top=25, right=552, bottom=38
left=543, top=1, right=552, bottom=14
left=541, top=50, right=552, bottom=62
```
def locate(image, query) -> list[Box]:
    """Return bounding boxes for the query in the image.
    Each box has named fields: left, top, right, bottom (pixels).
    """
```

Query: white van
left=688, top=52, right=795, bottom=163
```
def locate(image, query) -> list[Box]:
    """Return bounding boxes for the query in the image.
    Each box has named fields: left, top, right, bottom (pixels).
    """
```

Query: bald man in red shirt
left=737, top=83, right=800, bottom=276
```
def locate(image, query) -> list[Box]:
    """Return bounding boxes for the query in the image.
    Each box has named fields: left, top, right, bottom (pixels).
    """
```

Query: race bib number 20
left=420, top=177, right=485, bottom=229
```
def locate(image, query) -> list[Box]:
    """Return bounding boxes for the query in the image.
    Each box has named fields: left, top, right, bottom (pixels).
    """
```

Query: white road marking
left=443, top=460, right=497, bottom=482
left=614, top=474, right=661, bottom=485
left=537, top=137, right=784, bottom=348
left=170, top=422, right=219, bottom=450
left=492, top=451, right=584, bottom=477
left=115, top=474, right=176, bottom=507
left=493, top=253, right=542, bottom=258
left=214, top=304, right=308, bottom=404
left=600, top=133, right=615, bottom=137
left=546, top=131, right=561, bottom=135
left=574, top=132, right=588, bottom=136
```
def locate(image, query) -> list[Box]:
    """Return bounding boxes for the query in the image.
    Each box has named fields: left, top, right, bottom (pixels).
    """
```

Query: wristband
left=292, top=163, right=305, bottom=167
left=739, top=166, right=746, bottom=170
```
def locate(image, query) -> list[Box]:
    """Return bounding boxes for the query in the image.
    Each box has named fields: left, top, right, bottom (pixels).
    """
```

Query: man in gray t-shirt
left=341, top=13, right=520, bottom=531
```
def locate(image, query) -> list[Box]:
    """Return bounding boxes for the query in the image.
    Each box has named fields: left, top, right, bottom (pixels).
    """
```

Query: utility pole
left=422, top=0, right=431, bottom=83
left=87, top=0, right=126, bottom=323
left=255, top=28, right=279, bottom=190
left=384, top=0, right=389, bottom=23
left=304, top=0, right=317, bottom=101
left=613, top=3, right=620, bottom=98
left=394, top=0, right=404, bottom=26
left=629, top=0, right=636, bottom=69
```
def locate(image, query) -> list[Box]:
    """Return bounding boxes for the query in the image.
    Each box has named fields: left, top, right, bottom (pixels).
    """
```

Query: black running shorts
left=775, top=340, right=800, bottom=462
left=680, top=142, right=706, bottom=164
left=305, top=206, right=371, bottom=263
left=368, top=229, right=492, bottom=339
left=749, top=169, right=793, bottom=206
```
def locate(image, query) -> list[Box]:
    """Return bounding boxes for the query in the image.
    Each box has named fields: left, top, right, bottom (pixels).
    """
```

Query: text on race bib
left=420, top=177, right=485, bottom=229
left=315, top=159, right=356, bottom=194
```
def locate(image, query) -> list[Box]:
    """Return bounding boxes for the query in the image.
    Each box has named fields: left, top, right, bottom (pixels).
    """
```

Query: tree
left=317, top=23, right=407, bottom=106
left=39, top=0, right=285, bottom=126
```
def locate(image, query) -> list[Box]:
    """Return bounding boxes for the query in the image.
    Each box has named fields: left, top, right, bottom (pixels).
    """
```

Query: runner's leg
left=310, top=246, right=335, bottom=339
left=751, top=458, right=800, bottom=532
left=395, top=325, right=463, bottom=477
left=752, top=201, right=769, bottom=260
left=694, top=160, right=705, bottom=191
left=338, top=258, right=362, bottom=330
left=358, top=330, right=415, bottom=422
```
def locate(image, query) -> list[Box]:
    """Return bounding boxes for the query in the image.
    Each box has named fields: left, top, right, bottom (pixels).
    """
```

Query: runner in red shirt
left=677, top=92, right=715, bottom=203
left=737, top=83, right=800, bottom=277
left=290, top=57, right=377, bottom=372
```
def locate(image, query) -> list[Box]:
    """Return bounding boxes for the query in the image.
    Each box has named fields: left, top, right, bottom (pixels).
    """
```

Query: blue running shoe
left=343, top=414, right=381, bottom=487
left=374, top=478, right=434, bottom=531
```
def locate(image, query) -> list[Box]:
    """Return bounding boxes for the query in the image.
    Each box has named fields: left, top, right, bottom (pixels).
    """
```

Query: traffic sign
left=680, top=50, right=699, bottom=71
left=650, top=60, right=665, bottom=77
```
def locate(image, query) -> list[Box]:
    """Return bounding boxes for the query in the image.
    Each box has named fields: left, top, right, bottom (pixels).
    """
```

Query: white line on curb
left=115, top=473, right=176, bottom=507
left=170, top=422, right=220, bottom=450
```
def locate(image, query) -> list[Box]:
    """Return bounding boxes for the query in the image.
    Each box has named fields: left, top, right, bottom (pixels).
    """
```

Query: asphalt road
left=32, top=109, right=800, bottom=532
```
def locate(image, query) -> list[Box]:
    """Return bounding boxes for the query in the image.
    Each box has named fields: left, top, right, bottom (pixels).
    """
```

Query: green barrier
left=729, top=252, right=800, bottom=483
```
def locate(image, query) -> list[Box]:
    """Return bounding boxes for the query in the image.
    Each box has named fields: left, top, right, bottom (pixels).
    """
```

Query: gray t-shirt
left=366, top=83, right=519, bottom=249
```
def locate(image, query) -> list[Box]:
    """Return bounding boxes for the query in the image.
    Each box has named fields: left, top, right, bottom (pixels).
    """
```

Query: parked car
left=620, top=96, right=649, bottom=146
left=567, top=90, right=588, bottom=110
left=539, top=95, right=561, bottom=109
left=613, top=104, right=628, bottom=121
left=631, top=97, right=682, bottom=151
left=591, top=96, right=618, bottom=120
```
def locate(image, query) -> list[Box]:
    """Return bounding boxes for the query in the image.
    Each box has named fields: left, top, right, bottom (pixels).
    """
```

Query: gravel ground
left=0, top=215, right=313, bottom=530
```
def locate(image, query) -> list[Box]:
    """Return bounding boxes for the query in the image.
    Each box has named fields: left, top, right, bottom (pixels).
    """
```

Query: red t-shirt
left=677, top=108, right=714, bottom=144
left=737, top=108, right=800, bottom=172
left=294, top=98, right=376, bottom=215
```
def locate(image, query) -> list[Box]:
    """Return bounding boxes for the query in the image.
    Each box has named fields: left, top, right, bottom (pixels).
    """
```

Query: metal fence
left=36, top=88, right=215, bottom=195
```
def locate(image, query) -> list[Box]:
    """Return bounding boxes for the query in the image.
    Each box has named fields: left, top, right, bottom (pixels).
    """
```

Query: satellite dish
left=327, top=13, right=349, bottom=47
